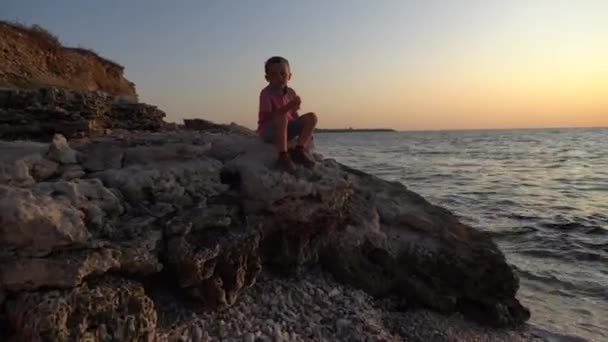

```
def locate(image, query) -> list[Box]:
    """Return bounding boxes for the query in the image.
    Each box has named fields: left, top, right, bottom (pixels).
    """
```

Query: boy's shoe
left=276, top=152, right=297, bottom=173
left=291, top=147, right=316, bottom=168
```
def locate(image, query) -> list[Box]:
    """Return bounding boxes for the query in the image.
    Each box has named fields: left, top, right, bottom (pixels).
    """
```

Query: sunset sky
left=4, top=0, right=607, bottom=130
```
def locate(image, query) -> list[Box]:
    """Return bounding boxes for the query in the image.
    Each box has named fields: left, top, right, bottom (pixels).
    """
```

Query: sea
left=315, top=128, right=608, bottom=342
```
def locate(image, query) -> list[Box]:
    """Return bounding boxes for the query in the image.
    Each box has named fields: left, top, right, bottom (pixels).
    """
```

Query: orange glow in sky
left=7, top=1, right=607, bottom=130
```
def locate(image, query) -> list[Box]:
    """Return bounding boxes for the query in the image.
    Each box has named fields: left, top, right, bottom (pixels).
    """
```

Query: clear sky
left=4, top=0, right=607, bottom=130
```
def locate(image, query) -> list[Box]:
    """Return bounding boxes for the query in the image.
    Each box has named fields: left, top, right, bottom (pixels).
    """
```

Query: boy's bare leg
left=274, top=114, right=289, bottom=152
left=290, top=112, right=317, bottom=168
left=297, top=112, right=318, bottom=147
left=273, top=114, right=297, bottom=172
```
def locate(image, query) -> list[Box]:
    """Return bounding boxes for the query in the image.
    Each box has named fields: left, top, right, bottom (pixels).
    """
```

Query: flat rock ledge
left=0, top=123, right=530, bottom=341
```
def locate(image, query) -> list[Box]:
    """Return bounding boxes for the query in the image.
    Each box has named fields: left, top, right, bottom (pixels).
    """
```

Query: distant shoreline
left=314, top=126, right=608, bottom=134
left=315, top=128, right=396, bottom=133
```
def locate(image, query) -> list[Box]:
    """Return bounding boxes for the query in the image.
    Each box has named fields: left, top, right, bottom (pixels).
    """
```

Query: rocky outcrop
left=6, top=277, right=157, bottom=341
left=0, top=124, right=529, bottom=340
left=0, top=87, right=166, bottom=140
left=321, top=167, right=529, bottom=327
left=0, top=21, right=136, bottom=97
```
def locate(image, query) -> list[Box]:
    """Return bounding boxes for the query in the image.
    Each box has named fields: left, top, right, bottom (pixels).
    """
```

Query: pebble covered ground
left=153, top=268, right=546, bottom=342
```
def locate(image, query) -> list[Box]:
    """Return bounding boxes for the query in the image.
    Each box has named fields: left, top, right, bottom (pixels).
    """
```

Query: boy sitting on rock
left=257, top=56, right=317, bottom=172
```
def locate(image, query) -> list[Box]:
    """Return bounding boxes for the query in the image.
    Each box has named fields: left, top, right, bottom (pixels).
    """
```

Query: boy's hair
left=264, top=56, right=289, bottom=74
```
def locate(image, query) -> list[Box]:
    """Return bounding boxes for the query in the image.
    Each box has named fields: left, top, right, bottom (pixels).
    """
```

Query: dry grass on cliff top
left=0, top=20, right=123, bottom=70
left=0, top=20, right=137, bottom=96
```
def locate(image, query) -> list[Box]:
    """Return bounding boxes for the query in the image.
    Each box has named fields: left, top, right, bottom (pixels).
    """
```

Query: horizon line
left=165, top=117, right=608, bottom=132
left=301, top=125, right=608, bottom=132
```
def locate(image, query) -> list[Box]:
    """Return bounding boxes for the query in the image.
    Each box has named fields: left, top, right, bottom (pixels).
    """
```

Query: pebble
left=328, top=288, right=341, bottom=298
left=243, top=321, right=252, bottom=331
left=190, top=326, right=203, bottom=340
left=154, top=269, right=542, bottom=342
left=243, top=332, right=255, bottom=342
left=257, top=335, right=271, bottom=342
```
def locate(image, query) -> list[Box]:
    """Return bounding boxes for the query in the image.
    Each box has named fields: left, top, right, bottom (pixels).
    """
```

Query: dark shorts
left=262, top=116, right=305, bottom=143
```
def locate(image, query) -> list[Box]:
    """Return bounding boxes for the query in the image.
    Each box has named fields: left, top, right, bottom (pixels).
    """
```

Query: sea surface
left=315, top=128, right=608, bottom=342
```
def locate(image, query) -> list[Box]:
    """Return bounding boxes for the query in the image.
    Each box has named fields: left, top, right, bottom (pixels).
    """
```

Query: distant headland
left=315, top=128, right=396, bottom=133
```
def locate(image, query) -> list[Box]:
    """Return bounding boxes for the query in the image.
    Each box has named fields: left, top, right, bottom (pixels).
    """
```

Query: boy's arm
left=288, top=88, right=300, bottom=118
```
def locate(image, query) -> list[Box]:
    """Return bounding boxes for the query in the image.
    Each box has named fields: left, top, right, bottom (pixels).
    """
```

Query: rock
left=0, top=88, right=165, bottom=140
left=0, top=185, right=89, bottom=257
left=0, top=229, right=162, bottom=293
left=184, top=118, right=226, bottom=131
left=243, top=332, right=255, bottom=342
left=257, top=335, right=271, bottom=342
left=190, top=325, right=203, bottom=340
left=0, top=159, right=35, bottom=186
left=320, top=163, right=530, bottom=327
left=80, top=144, right=124, bottom=171
left=328, top=288, right=341, bottom=298
left=46, top=134, right=78, bottom=164
left=58, top=164, right=86, bottom=180
left=92, top=157, right=226, bottom=206
left=122, top=143, right=212, bottom=166
left=165, top=206, right=262, bottom=309
left=336, top=318, right=350, bottom=332
left=34, top=178, right=124, bottom=229
left=6, top=277, right=157, bottom=342
left=222, top=144, right=353, bottom=272
left=0, top=141, right=56, bottom=185
left=0, top=120, right=530, bottom=340
left=107, top=102, right=166, bottom=131
left=27, top=155, right=59, bottom=181
left=0, top=249, right=119, bottom=291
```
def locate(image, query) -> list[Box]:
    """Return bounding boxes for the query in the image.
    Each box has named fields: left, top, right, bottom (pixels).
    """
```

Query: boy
left=258, top=56, right=317, bottom=172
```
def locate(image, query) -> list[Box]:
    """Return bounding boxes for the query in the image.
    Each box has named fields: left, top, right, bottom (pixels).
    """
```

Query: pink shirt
left=257, top=85, right=299, bottom=134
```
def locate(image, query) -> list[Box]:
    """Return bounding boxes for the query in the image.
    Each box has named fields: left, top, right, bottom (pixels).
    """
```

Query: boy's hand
left=279, top=96, right=301, bottom=115
left=290, top=96, right=301, bottom=110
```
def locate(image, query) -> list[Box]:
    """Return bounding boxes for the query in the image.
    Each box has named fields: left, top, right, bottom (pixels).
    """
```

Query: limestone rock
left=6, top=277, right=157, bottom=342
left=165, top=206, right=261, bottom=309
left=0, top=233, right=163, bottom=293
left=106, top=102, right=166, bottom=131
left=58, top=164, right=86, bottom=180
left=183, top=118, right=225, bottom=131
left=0, top=249, right=120, bottom=291
left=122, top=143, right=212, bottom=166
left=46, top=134, right=78, bottom=164
left=93, top=158, right=226, bottom=206
left=221, top=142, right=352, bottom=271
left=0, top=158, right=35, bottom=186
left=0, top=185, right=89, bottom=257
left=0, top=140, right=57, bottom=185
left=0, top=123, right=530, bottom=338
left=27, top=155, right=59, bottom=181
left=321, top=163, right=530, bottom=327
left=80, top=144, right=124, bottom=172
left=0, top=88, right=165, bottom=140
left=34, top=178, right=124, bottom=230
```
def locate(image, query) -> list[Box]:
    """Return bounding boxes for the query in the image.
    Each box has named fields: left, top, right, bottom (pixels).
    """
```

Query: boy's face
left=265, top=62, right=291, bottom=88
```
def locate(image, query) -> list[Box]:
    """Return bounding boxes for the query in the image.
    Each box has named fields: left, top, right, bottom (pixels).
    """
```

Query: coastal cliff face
left=0, top=21, right=136, bottom=99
